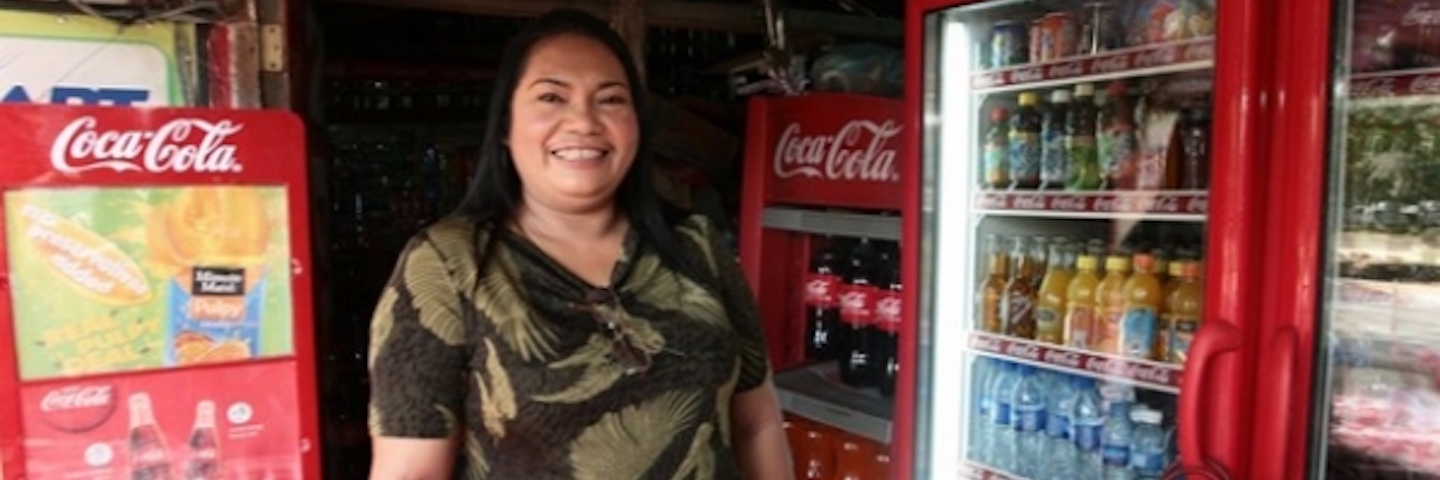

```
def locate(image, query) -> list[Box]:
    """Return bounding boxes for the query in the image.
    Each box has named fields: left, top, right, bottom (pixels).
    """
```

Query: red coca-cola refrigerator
left=1249, top=0, right=1440, bottom=478
left=736, top=93, right=909, bottom=479
left=0, top=104, right=321, bottom=480
left=897, top=0, right=1271, bottom=479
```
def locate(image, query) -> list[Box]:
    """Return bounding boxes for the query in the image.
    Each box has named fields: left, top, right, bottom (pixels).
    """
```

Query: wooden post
left=611, top=0, right=646, bottom=77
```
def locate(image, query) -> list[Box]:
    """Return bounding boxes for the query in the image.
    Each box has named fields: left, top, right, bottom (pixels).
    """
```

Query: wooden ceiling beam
left=321, top=0, right=901, bottom=40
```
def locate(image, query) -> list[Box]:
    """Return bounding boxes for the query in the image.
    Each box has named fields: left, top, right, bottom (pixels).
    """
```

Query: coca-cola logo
left=773, top=120, right=901, bottom=183
left=1131, top=365, right=1176, bottom=386
left=1186, top=196, right=1209, bottom=214
left=51, top=116, right=245, bottom=175
left=977, top=193, right=1007, bottom=209
left=1003, top=341, right=1041, bottom=360
left=876, top=295, right=902, bottom=321
left=1135, top=47, right=1178, bottom=68
left=1091, top=54, right=1131, bottom=73
left=974, top=73, right=1005, bottom=88
left=1050, top=195, right=1089, bottom=212
left=1410, top=74, right=1440, bottom=95
left=1047, top=61, right=1085, bottom=78
left=38, top=384, right=117, bottom=433
left=1183, top=42, right=1217, bottom=62
left=1403, top=4, right=1440, bottom=26
left=805, top=275, right=838, bottom=305
left=132, top=448, right=169, bottom=465
left=1139, top=195, right=1180, bottom=213
left=1012, top=67, right=1045, bottom=83
left=1042, top=349, right=1083, bottom=368
left=1012, top=194, right=1046, bottom=210
left=1352, top=77, right=1396, bottom=97
left=1094, top=196, right=1118, bottom=212
left=970, top=335, right=1004, bottom=352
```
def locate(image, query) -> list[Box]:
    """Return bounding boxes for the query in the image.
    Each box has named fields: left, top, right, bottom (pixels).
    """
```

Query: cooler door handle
left=1253, top=326, right=1299, bottom=479
left=1179, top=320, right=1243, bottom=472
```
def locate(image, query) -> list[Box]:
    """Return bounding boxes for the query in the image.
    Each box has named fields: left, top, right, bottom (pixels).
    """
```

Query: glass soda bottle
left=804, top=235, right=846, bottom=361
left=839, top=238, right=880, bottom=387
left=1036, top=238, right=1074, bottom=344
left=129, top=393, right=173, bottom=480
left=1004, top=236, right=1039, bottom=339
left=1010, top=92, right=1043, bottom=189
left=185, top=401, right=220, bottom=480
left=875, top=244, right=903, bottom=398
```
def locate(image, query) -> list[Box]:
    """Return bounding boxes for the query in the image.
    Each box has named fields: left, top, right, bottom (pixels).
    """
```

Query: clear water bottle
left=1101, top=401, right=1135, bottom=480
left=1014, top=365, right=1048, bottom=478
left=1045, top=374, right=1079, bottom=480
left=1130, top=409, right=1166, bottom=480
left=991, top=362, right=1021, bottom=472
left=971, top=357, right=998, bottom=463
left=1072, top=378, right=1105, bottom=480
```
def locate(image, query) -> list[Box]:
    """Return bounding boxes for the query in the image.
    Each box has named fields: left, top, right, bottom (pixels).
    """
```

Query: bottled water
left=1045, top=374, right=1079, bottom=480
left=1014, top=365, right=1048, bottom=479
left=970, top=357, right=998, bottom=463
left=1130, top=409, right=1166, bottom=480
left=1072, top=378, right=1105, bottom=480
left=1101, top=401, right=1135, bottom=480
left=991, top=362, right=1021, bottom=472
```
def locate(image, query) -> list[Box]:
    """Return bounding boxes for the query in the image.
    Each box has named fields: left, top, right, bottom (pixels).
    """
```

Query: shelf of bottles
left=952, top=1, right=1214, bottom=479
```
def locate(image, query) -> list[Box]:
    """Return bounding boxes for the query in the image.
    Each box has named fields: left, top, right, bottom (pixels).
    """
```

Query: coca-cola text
left=51, top=116, right=245, bottom=175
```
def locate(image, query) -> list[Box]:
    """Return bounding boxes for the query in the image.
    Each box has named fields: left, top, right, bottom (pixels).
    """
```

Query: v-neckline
left=499, top=223, right=640, bottom=292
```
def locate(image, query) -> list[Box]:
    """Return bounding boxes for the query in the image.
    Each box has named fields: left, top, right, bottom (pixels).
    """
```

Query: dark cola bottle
left=184, top=401, right=221, bottom=480
left=839, top=237, right=880, bottom=388
left=804, top=235, right=846, bottom=361
left=874, top=243, right=902, bottom=398
left=129, top=393, right=174, bottom=480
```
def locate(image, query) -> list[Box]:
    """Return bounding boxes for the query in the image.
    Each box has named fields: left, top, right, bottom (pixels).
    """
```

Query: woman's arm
left=731, top=380, right=794, bottom=480
left=371, top=436, right=460, bottom=480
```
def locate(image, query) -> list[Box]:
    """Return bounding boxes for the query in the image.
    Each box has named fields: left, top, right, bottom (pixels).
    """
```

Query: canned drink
left=1079, top=2, right=1120, bottom=55
left=1029, top=19, right=1045, bottom=65
left=1043, top=12, right=1079, bottom=62
left=990, top=20, right=1028, bottom=68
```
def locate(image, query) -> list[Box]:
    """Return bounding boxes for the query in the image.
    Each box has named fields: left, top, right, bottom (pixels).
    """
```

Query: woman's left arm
left=731, top=380, right=792, bottom=480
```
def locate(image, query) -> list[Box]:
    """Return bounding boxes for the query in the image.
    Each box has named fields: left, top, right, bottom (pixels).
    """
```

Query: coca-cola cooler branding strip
left=968, top=331, right=1183, bottom=392
left=971, top=37, right=1216, bottom=91
left=754, top=94, right=906, bottom=212
left=20, top=360, right=301, bottom=480
left=974, top=191, right=1209, bottom=217
left=1350, top=67, right=1440, bottom=99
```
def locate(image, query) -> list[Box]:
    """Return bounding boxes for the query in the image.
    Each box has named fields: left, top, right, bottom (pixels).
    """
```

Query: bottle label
left=1015, top=403, right=1045, bottom=433
left=984, top=143, right=1008, bottom=186
left=1041, top=127, right=1068, bottom=185
left=995, top=402, right=1013, bottom=427
left=1122, top=307, right=1158, bottom=359
left=1036, top=306, right=1063, bottom=343
left=1047, top=412, right=1071, bottom=439
left=1004, top=292, right=1035, bottom=338
left=875, top=290, right=903, bottom=333
left=1009, top=131, right=1041, bottom=183
left=1075, top=421, right=1103, bottom=451
left=839, top=284, right=879, bottom=327
left=1102, top=443, right=1129, bottom=466
left=1131, top=449, right=1165, bottom=475
left=1170, top=314, right=1199, bottom=364
left=1099, top=127, right=1137, bottom=180
left=1064, top=305, right=1094, bottom=349
left=804, top=273, right=841, bottom=308
left=1065, top=135, right=1099, bottom=189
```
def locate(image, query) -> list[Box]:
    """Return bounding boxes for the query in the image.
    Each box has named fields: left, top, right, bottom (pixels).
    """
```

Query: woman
left=365, top=8, right=791, bottom=480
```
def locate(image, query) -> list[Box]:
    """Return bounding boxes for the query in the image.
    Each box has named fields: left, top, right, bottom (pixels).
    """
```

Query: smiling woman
left=364, top=8, right=792, bottom=480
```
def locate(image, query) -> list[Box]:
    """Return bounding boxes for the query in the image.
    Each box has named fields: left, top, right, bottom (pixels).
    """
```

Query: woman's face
left=508, top=33, right=639, bottom=213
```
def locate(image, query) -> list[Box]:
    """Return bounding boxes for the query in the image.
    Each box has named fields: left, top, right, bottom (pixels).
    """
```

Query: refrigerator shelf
left=969, top=331, right=1183, bottom=394
left=972, top=190, right=1208, bottom=222
left=761, top=207, right=902, bottom=241
left=970, top=37, right=1215, bottom=95
left=1350, top=66, right=1440, bottom=99
left=773, top=362, right=893, bottom=443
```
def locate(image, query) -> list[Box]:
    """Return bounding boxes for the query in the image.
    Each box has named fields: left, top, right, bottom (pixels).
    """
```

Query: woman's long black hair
left=454, top=8, right=711, bottom=288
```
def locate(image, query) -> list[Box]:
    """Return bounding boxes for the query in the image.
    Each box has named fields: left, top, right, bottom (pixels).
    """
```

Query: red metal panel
left=760, top=94, right=904, bottom=212
left=1252, top=0, right=1334, bottom=477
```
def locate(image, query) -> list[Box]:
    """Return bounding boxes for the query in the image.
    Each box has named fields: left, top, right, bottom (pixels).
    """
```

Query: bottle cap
left=1133, top=253, right=1155, bottom=272
left=1019, top=92, right=1039, bottom=106
left=1076, top=255, right=1099, bottom=271
left=1075, top=83, right=1095, bottom=97
left=1105, top=255, right=1131, bottom=272
left=1051, top=89, right=1072, bottom=103
left=991, top=107, right=1009, bottom=122
left=1168, top=259, right=1184, bottom=278
left=1132, top=408, right=1163, bottom=424
left=1107, top=81, right=1128, bottom=96
left=1181, top=261, right=1203, bottom=278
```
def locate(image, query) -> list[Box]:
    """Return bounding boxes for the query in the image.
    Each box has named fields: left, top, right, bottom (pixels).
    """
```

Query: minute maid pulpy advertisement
left=4, top=187, right=293, bottom=379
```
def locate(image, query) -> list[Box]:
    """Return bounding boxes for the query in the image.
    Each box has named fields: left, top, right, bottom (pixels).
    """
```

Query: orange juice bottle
left=1120, top=253, right=1164, bottom=360
left=1093, top=251, right=1131, bottom=354
left=1036, top=239, right=1074, bottom=344
left=978, top=234, right=1009, bottom=333
left=1164, top=261, right=1204, bottom=364
left=1064, top=247, right=1102, bottom=350
left=1004, top=237, right=1039, bottom=339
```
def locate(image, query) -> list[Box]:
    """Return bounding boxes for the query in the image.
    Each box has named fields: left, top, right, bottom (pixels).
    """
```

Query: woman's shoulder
left=407, top=215, right=494, bottom=263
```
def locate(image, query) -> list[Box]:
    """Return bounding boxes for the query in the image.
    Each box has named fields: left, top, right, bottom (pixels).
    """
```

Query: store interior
left=297, top=1, right=902, bottom=476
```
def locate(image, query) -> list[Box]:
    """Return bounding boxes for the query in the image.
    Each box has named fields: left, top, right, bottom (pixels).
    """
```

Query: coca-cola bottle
left=873, top=243, right=902, bottom=398
left=185, top=401, right=221, bottom=480
left=804, top=235, right=847, bottom=361
left=838, top=237, right=880, bottom=388
left=129, top=393, right=173, bottom=480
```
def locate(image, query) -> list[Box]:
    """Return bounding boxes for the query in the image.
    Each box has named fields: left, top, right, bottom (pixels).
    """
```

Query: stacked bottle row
left=978, top=235, right=1204, bottom=363
left=969, top=358, right=1176, bottom=480
left=803, top=236, right=903, bottom=397
left=983, top=81, right=1211, bottom=192
left=786, top=414, right=892, bottom=480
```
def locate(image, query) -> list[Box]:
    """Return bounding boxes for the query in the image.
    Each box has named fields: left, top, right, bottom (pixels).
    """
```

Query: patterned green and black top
left=367, top=214, right=772, bottom=480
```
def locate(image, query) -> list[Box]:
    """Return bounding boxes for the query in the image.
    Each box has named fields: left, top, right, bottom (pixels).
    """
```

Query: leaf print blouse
left=367, top=214, right=772, bottom=480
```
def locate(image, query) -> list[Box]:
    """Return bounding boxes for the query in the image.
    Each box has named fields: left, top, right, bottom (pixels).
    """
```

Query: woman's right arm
left=367, top=235, right=472, bottom=480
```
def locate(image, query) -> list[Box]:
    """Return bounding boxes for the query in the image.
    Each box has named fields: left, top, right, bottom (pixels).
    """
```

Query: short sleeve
left=691, top=216, right=772, bottom=392
left=367, top=234, right=471, bottom=438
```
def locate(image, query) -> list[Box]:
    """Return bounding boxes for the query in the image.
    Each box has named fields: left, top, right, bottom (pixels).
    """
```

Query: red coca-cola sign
left=747, top=94, right=905, bottom=211
left=37, top=384, right=117, bottom=433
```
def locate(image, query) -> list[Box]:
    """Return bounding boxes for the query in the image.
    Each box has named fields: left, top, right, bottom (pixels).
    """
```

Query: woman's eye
left=600, top=95, right=629, bottom=106
left=539, top=93, right=565, bottom=103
